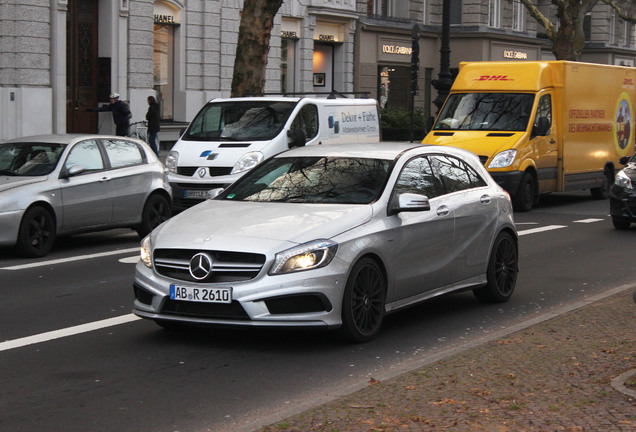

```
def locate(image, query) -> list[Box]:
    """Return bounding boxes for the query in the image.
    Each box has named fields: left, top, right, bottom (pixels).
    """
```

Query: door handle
left=436, top=206, right=450, bottom=216
left=480, top=195, right=491, bottom=204
left=100, top=177, right=111, bottom=183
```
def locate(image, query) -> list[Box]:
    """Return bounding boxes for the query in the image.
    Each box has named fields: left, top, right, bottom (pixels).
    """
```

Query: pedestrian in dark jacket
left=87, top=93, right=131, bottom=136
left=146, top=96, right=161, bottom=156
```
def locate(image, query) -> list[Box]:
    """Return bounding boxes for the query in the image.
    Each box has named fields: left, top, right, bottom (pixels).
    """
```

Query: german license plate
left=184, top=190, right=208, bottom=199
left=170, top=284, right=232, bottom=303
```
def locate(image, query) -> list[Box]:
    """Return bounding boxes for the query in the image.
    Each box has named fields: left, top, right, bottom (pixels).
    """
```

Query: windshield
left=0, top=143, right=66, bottom=177
left=183, top=101, right=298, bottom=141
left=221, top=156, right=392, bottom=204
left=435, top=93, right=534, bottom=132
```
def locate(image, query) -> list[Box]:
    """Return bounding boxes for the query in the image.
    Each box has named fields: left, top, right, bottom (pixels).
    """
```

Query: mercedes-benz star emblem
left=189, top=252, right=214, bottom=280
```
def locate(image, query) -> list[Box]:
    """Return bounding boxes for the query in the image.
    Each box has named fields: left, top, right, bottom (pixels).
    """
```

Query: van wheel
left=16, top=206, right=56, bottom=257
left=474, top=231, right=518, bottom=303
left=136, top=194, right=171, bottom=238
left=591, top=170, right=611, bottom=200
left=512, top=173, right=535, bottom=212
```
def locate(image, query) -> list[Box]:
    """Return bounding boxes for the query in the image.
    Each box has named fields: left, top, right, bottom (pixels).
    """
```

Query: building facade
left=1, top=0, right=635, bottom=142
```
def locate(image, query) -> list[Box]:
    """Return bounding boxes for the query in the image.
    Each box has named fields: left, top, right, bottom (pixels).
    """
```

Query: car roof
left=276, top=142, right=423, bottom=160
left=2, top=134, right=136, bottom=145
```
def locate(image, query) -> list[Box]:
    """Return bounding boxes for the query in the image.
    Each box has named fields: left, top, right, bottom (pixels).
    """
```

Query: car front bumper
left=0, top=208, right=24, bottom=247
left=132, top=258, right=349, bottom=329
left=610, top=185, right=636, bottom=221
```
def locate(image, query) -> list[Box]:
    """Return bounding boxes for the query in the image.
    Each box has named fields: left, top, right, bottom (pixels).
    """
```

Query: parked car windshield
left=435, top=93, right=534, bottom=131
left=222, top=156, right=392, bottom=204
left=0, top=143, right=66, bottom=176
left=183, top=101, right=298, bottom=141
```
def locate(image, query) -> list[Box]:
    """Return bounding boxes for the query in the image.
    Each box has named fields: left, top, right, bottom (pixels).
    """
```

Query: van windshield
left=183, top=101, right=298, bottom=141
left=435, top=93, right=534, bottom=132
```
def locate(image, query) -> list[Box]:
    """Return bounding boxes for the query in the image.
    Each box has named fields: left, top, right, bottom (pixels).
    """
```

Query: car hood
left=0, top=176, right=48, bottom=193
left=423, top=131, right=523, bottom=159
left=152, top=200, right=373, bottom=252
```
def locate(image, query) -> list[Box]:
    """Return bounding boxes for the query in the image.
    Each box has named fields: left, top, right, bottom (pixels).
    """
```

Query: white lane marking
left=517, top=225, right=567, bottom=236
left=515, top=222, right=539, bottom=225
left=574, top=218, right=604, bottom=223
left=0, top=314, right=141, bottom=353
left=0, top=247, right=139, bottom=271
left=119, top=256, right=140, bottom=264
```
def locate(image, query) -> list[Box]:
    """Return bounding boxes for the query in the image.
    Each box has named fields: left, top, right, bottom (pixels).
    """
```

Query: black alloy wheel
left=16, top=206, right=56, bottom=257
left=340, top=257, right=386, bottom=343
left=474, top=231, right=518, bottom=303
left=137, top=194, right=171, bottom=237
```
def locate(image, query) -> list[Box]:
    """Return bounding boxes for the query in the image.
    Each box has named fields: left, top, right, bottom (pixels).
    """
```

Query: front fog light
left=270, top=240, right=338, bottom=275
left=140, top=236, right=152, bottom=268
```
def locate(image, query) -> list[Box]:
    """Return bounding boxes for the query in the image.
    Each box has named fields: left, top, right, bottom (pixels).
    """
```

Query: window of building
left=281, top=38, right=296, bottom=93
left=378, top=66, right=410, bottom=110
left=450, top=0, right=462, bottom=25
left=512, top=0, right=524, bottom=32
left=367, top=0, right=409, bottom=19
left=489, top=0, right=501, bottom=28
left=610, top=10, right=616, bottom=44
left=584, top=12, right=591, bottom=41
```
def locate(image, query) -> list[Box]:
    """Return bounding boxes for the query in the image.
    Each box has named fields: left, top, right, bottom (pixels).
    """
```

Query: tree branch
left=519, top=0, right=557, bottom=40
left=600, top=0, right=636, bottom=23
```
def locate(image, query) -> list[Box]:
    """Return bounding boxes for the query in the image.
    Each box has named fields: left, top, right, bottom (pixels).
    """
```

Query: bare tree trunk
left=231, top=0, right=283, bottom=97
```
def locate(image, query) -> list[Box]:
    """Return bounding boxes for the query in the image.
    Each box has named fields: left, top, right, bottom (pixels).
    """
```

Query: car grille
left=161, top=298, right=250, bottom=320
left=153, top=248, right=266, bottom=283
left=177, top=167, right=233, bottom=177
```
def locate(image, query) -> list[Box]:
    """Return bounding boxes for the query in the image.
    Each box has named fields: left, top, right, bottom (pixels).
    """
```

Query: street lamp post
left=432, top=0, right=452, bottom=114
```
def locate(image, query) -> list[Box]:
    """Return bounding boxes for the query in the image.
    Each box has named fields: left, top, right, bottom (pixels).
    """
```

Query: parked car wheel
left=16, top=206, right=56, bottom=258
left=137, top=194, right=171, bottom=238
left=340, top=257, right=386, bottom=343
left=612, top=216, right=631, bottom=230
left=474, top=231, right=518, bottom=303
left=513, top=172, right=535, bottom=212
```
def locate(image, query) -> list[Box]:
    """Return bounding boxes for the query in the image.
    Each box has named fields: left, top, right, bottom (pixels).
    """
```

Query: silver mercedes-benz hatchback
left=133, top=142, right=518, bottom=342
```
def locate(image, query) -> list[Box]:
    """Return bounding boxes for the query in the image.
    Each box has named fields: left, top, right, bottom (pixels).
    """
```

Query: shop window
left=281, top=38, right=296, bottom=93
left=378, top=66, right=409, bottom=110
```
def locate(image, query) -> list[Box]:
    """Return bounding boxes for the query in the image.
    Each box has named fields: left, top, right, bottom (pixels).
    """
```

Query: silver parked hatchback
left=0, top=134, right=172, bottom=257
left=133, top=143, right=518, bottom=342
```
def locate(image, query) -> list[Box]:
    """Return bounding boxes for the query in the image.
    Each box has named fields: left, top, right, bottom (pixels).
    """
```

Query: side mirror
left=532, top=117, right=550, bottom=137
left=206, top=188, right=224, bottom=199
left=388, top=192, right=431, bottom=216
left=287, top=128, right=306, bottom=148
left=619, top=156, right=630, bottom=165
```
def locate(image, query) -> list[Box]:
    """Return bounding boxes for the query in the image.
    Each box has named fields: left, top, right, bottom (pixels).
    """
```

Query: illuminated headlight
left=231, top=151, right=264, bottom=175
left=488, top=149, right=517, bottom=169
left=615, top=170, right=634, bottom=190
left=140, top=235, right=153, bottom=268
left=269, top=240, right=338, bottom=275
left=165, top=151, right=179, bottom=173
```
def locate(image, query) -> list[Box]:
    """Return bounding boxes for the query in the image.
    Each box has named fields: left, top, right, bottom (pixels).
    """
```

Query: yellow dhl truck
left=422, top=61, right=636, bottom=211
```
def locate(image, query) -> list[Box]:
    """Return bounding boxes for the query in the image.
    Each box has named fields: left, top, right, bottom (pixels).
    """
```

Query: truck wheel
left=512, top=173, right=535, bottom=212
left=590, top=170, right=611, bottom=200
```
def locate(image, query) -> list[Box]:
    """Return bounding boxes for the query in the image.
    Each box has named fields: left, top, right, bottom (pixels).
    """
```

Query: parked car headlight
left=269, top=240, right=338, bottom=275
left=232, top=151, right=264, bottom=175
left=165, top=151, right=179, bottom=174
left=615, top=170, right=634, bottom=190
left=488, top=149, right=517, bottom=169
left=140, top=235, right=153, bottom=268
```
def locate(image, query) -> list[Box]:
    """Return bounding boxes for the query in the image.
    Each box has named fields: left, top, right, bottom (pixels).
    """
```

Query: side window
left=65, top=140, right=104, bottom=172
left=430, top=155, right=483, bottom=193
left=291, top=104, right=319, bottom=142
left=103, top=139, right=144, bottom=168
left=534, top=94, right=552, bottom=131
left=395, top=156, right=441, bottom=198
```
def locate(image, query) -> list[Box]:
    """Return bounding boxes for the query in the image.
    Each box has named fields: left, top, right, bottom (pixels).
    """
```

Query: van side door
left=532, top=92, right=558, bottom=193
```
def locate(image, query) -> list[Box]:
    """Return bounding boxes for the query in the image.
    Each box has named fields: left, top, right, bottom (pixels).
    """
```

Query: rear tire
left=612, top=216, right=631, bottom=230
left=339, top=257, right=386, bottom=343
left=474, top=231, right=518, bottom=303
left=137, top=194, right=171, bottom=238
left=512, top=173, right=535, bottom=212
left=16, top=206, right=56, bottom=258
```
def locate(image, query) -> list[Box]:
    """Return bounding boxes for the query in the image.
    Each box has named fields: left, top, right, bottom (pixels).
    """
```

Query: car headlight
left=488, top=149, right=517, bottom=169
left=140, top=235, right=153, bottom=268
left=165, top=151, right=179, bottom=174
left=269, top=240, right=338, bottom=275
left=615, top=170, right=634, bottom=190
left=231, top=151, right=264, bottom=175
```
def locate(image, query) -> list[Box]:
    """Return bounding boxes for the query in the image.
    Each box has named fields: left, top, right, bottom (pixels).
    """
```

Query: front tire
left=474, top=231, right=518, bottom=303
left=612, top=216, right=631, bottom=230
left=16, top=206, right=56, bottom=257
left=339, top=257, right=386, bottom=343
left=512, top=172, right=535, bottom=212
left=590, top=170, right=612, bottom=200
left=137, top=194, right=171, bottom=238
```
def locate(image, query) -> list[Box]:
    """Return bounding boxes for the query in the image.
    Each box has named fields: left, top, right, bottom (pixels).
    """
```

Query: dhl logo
left=474, top=75, right=514, bottom=81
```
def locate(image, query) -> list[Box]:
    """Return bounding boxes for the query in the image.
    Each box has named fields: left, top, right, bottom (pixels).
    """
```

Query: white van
left=166, top=96, right=380, bottom=211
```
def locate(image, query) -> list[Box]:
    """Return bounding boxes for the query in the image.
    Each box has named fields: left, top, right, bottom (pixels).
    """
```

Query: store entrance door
left=66, top=0, right=99, bottom=133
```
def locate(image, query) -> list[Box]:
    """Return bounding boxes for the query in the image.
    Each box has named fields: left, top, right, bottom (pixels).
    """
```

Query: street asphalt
left=256, top=287, right=636, bottom=432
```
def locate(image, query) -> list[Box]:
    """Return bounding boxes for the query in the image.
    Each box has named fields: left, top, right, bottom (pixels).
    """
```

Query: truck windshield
left=183, top=101, right=298, bottom=141
left=435, top=93, right=534, bottom=132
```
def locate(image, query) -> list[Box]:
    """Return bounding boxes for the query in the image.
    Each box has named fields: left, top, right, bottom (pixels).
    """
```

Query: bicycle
left=129, top=120, right=148, bottom=143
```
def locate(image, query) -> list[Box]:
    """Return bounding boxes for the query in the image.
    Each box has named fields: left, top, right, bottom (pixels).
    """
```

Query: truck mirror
left=532, top=117, right=550, bottom=137
left=287, top=128, right=306, bottom=148
left=619, top=156, right=630, bottom=165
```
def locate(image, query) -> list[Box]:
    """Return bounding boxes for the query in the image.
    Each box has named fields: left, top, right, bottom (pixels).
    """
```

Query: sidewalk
left=258, top=289, right=636, bottom=432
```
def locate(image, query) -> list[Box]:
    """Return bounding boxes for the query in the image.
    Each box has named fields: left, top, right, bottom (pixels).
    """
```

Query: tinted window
left=290, top=104, right=319, bottom=142
left=395, top=156, right=441, bottom=198
left=103, top=139, right=143, bottom=168
left=431, top=155, right=487, bottom=193
left=0, top=143, right=65, bottom=176
left=65, top=140, right=104, bottom=172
